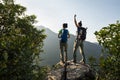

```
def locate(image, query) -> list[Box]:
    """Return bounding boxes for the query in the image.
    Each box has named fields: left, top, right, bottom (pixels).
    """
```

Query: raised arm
left=74, top=14, right=78, bottom=27
left=58, top=29, right=62, bottom=38
left=67, top=31, right=70, bottom=38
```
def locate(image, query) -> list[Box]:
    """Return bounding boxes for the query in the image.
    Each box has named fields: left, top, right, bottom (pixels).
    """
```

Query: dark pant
left=60, top=41, right=68, bottom=63
left=73, top=40, right=86, bottom=63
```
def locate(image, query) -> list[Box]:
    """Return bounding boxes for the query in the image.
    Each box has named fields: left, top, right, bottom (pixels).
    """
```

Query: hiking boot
left=73, top=59, right=76, bottom=63
left=80, top=60, right=86, bottom=64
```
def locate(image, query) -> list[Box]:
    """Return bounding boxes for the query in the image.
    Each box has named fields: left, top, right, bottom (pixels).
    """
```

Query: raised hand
left=74, top=14, right=78, bottom=27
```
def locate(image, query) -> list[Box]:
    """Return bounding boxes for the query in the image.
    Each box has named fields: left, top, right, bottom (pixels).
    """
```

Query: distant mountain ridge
left=36, top=26, right=102, bottom=66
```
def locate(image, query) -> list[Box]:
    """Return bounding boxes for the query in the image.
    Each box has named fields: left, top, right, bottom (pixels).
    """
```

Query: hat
left=63, top=23, right=68, bottom=28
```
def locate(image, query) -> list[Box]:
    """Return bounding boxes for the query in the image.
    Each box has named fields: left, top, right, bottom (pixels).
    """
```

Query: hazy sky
left=15, top=0, right=120, bottom=42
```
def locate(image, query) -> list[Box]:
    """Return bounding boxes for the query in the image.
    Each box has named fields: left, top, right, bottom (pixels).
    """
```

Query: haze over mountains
left=37, top=26, right=102, bottom=66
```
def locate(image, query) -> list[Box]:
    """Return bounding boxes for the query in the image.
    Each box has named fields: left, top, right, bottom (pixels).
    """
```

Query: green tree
left=0, top=0, right=47, bottom=80
left=94, top=21, right=120, bottom=80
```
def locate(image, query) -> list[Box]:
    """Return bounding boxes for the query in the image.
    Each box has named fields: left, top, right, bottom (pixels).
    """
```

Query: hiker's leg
left=79, top=40, right=86, bottom=63
left=60, top=42, right=64, bottom=63
left=73, top=40, right=79, bottom=63
left=64, top=43, right=68, bottom=62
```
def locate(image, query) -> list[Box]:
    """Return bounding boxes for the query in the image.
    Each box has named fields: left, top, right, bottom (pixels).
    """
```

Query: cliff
left=46, top=60, right=96, bottom=80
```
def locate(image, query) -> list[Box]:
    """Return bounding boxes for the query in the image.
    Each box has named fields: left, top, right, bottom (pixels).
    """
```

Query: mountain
left=37, top=26, right=102, bottom=66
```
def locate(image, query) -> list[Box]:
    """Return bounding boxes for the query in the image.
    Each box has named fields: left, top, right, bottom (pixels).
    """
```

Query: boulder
left=46, top=60, right=96, bottom=80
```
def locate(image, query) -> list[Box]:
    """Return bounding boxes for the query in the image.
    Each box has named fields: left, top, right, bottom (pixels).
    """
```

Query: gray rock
left=46, top=60, right=96, bottom=80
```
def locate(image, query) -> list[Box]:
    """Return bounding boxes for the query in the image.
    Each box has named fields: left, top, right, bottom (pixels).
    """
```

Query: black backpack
left=80, top=27, right=87, bottom=40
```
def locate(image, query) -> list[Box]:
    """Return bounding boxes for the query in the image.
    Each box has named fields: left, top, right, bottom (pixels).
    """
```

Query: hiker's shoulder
left=59, top=29, right=63, bottom=32
left=80, top=27, right=85, bottom=29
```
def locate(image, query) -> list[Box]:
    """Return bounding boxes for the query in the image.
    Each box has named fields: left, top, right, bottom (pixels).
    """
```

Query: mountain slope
left=37, top=26, right=102, bottom=66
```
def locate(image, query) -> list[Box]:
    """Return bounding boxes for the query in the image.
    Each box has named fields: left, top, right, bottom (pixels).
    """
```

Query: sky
left=15, top=0, right=120, bottom=42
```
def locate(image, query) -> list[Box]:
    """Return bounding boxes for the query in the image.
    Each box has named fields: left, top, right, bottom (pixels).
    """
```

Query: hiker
left=58, top=23, right=70, bottom=63
left=73, top=14, right=87, bottom=64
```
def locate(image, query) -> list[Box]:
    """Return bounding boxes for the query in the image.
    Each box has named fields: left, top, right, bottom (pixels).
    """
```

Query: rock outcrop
left=46, top=60, right=96, bottom=80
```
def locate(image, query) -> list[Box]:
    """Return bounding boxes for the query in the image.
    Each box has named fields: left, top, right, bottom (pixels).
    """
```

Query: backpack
left=60, top=29, right=68, bottom=43
left=77, top=27, right=87, bottom=40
